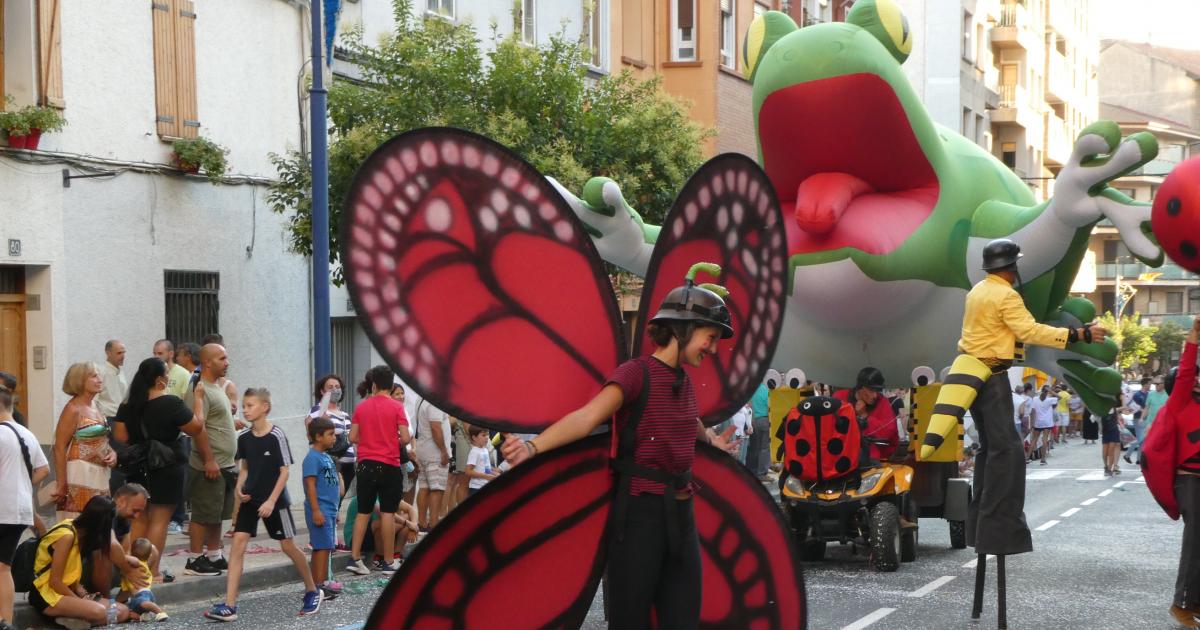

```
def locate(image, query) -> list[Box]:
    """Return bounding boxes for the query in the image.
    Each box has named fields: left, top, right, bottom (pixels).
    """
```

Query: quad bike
left=777, top=396, right=918, bottom=572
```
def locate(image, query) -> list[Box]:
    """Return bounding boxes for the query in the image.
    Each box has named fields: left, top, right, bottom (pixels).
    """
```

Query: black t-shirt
left=116, top=395, right=193, bottom=462
left=113, top=515, right=131, bottom=541
left=235, top=426, right=293, bottom=507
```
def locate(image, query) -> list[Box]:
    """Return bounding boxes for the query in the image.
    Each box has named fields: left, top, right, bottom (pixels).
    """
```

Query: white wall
left=0, top=0, right=322, bottom=440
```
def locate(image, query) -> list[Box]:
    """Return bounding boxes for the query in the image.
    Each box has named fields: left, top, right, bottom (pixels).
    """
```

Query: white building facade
left=0, top=0, right=318, bottom=442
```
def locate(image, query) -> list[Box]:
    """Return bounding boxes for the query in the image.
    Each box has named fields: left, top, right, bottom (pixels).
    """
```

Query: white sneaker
left=381, top=560, right=401, bottom=576
left=347, top=557, right=371, bottom=575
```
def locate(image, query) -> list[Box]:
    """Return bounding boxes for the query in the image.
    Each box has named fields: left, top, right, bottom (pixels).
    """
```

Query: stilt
left=971, top=553, right=986, bottom=620
left=996, top=555, right=1007, bottom=630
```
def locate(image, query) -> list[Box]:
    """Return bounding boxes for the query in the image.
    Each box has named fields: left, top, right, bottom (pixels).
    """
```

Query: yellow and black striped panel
left=919, top=354, right=991, bottom=461
left=769, top=387, right=806, bottom=464
left=910, top=384, right=962, bottom=462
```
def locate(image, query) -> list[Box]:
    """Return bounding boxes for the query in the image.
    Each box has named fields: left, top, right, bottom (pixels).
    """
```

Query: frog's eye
left=785, top=368, right=807, bottom=390
left=911, top=366, right=935, bottom=387
left=743, top=10, right=798, bottom=83
left=847, top=0, right=913, bottom=64
left=764, top=368, right=782, bottom=390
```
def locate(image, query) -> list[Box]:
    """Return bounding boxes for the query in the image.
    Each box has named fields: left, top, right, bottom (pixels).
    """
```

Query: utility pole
left=310, top=0, right=332, bottom=377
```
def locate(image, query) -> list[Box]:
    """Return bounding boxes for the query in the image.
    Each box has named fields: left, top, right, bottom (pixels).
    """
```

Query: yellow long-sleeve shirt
left=957, top=274, right=1069, bottom=360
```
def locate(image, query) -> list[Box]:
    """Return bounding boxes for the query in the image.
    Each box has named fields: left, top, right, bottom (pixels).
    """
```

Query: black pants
left=966, top=372, right=1033, bottom=556
left=1176, top=474, right=1200, bottom=608
left=607, top=494, right=701, bottom=630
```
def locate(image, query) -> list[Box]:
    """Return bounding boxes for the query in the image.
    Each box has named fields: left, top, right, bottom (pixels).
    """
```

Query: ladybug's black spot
left=1168, top=197, right=1182, bottom=216
left=796, top=439, right=811, bottom=456
left=827, top=438, right=844, bottom=455
left=787, top=419, right=802, bottom=436
left=834, top=457, right=852, bottom=474
left=789, top=461, right=805, bottom=478
left=834, top=415, right=851, bottom=434
left=1181, top=240, right=1197, bottom=258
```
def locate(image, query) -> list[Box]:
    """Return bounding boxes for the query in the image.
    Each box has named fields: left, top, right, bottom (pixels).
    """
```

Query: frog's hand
left=1049, top=121, right=1163, bottom=265
left=546, top=176, right=658, bottom=277
left=1021, top=297, right=1122, bottom=416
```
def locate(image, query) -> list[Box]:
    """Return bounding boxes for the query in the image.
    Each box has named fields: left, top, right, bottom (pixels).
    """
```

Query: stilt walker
left=920, top=238, right=1109, bottom=629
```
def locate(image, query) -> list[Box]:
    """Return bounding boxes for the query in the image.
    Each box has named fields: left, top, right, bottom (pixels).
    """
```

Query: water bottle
left=106, top=598, right=118, bottom=626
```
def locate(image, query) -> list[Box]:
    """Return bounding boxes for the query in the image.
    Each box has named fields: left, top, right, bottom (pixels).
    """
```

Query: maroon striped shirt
left=607, top=356, right=699, bottom=496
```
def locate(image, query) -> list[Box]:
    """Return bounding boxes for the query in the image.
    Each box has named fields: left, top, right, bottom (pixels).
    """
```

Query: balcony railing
left=999, top=84, right=1017, bottom=107
left=1000, top=4, right=1017, bottom=27
left=1097, top=262, right=1199, bottom=281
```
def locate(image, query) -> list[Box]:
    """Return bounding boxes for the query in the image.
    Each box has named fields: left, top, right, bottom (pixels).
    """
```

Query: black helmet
left=855, top=367, right=885, bottom=392
left=1165, top=366, right=1178, bottom=395
left=649, top=263, right=734, bottom=339
left=981, top=238, right=1023, bottom=271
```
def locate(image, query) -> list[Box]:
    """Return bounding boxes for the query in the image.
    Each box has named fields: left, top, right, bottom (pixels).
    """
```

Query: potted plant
left=0, top=98, right=66, bottom=150
left=172, top=136, right=229, bottom=183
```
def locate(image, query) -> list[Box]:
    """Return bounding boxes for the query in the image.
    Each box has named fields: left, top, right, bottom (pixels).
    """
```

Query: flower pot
left=172, top=154, right=201, bottom=174
left=6, top=129, right=42, bottom=150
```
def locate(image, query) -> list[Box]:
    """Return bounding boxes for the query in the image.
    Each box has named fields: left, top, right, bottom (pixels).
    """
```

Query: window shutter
left=677, top=0, right=694, bottom=29
left=152, top=0, right=179, bottom=137
left=720, top=0, right=731, bottom=13
left=38, top=0, right=64, bottom=108
left=175, top=0, right=199, bottom=138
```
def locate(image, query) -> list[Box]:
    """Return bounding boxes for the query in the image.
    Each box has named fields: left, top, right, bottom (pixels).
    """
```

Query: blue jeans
left=1126, top=420, right=1147, bottom=458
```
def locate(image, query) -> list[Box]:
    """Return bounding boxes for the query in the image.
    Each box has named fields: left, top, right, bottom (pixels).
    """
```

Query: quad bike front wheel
left=869, top=502, right=900, bottom=572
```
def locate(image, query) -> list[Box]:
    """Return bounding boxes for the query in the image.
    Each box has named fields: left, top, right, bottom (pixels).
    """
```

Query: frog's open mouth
left=758, top=73, right=939, bottom=256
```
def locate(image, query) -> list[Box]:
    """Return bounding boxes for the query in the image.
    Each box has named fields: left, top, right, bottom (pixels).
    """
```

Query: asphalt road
left=158, top=439, right=1184, bottom=629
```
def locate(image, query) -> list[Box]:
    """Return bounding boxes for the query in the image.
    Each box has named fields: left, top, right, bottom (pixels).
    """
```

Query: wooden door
left=0, top=295, right=27, bottom=419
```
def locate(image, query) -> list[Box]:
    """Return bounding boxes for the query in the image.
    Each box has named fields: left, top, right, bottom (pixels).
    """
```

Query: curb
left=13, top=555, right=352, bottom=628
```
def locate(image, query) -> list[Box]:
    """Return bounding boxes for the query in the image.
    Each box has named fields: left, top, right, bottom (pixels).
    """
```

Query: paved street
left=154, top=440, right=1182, bottom=629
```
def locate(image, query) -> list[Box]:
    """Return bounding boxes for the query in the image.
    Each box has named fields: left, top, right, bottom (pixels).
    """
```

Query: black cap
left=648, top=263, right=735, bottom=339
left=1165, top=366, right=1178, bottom=395
left=855, top=367, right=885, bottom=392
left=981, top=238, right=1023, bottom=271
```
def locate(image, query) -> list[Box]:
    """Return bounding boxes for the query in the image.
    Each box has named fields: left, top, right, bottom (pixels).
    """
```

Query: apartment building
left=0, top=0, right=322, bottom=441
left=1072, top=40, right=1200, bottom=329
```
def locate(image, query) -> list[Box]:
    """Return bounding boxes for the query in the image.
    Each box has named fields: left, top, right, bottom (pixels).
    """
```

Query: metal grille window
left=332, top=318, right=359, bottom=413
left=164, top=270, right=219, bottom=345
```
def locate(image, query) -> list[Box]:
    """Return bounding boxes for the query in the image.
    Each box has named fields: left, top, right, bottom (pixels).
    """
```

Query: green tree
left=1149, top=320, right=1188, bottom=375
left=268, top=0, right=712, bottom=282
left=1097, top=311, right=1158, bottom=371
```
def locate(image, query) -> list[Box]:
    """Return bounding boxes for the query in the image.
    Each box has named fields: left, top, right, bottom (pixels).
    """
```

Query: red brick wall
left=715, top=70, right=757, bottom=158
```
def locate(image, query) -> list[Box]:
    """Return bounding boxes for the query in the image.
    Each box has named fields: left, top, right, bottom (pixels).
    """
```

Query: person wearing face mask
left=309, top=375, right=355, bottom=494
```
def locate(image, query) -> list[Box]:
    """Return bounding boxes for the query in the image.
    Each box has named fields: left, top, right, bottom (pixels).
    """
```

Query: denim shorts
left=129, top=589, right=156, bottom=614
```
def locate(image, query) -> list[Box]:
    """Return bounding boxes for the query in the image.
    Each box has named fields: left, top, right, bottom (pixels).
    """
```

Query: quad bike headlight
left=784, top=475, right=806, bottom=498
left=858, top=472, right=883, bottom=494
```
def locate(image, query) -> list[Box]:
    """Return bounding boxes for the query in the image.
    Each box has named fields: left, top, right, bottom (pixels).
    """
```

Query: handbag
left=118, top=438, right=180, bottom=476
left=328, top=432, right=352, bottom=459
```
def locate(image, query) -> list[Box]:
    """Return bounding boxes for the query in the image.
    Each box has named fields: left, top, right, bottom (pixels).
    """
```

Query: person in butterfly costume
left=502, top=264, right=742, bottom=629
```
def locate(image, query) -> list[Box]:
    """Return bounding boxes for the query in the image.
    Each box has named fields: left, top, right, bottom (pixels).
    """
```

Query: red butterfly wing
left=341, top=128, right=625, bottom=433
left=634, top=154, right=789, bottom=425
left=367, top=436, right=613, bottom=629
left=694, top=443, right=807, bottom=629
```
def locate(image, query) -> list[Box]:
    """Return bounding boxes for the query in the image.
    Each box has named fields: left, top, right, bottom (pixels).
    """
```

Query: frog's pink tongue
left=794, top=172, right=875, bottom=235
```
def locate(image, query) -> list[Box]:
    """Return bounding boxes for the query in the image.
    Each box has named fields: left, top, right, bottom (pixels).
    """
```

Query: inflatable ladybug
left=1152, top=156, right=1200, bottom=273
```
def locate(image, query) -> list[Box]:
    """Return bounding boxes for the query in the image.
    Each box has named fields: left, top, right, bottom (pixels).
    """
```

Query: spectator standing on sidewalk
left=204, top=388, right=320, bottom=622
left=96, top=340, right=127, bottom=420
left=347, top=366, right=410, bottom=577
left=0, top=373, right=25, bottom=428
left=53, top=362, right=116, bottom=520
left=411, top=391, right=451, bottom=531
left=153, top=340, right=190, bottom=401
left=169, top=342, right=202, bottom=535
left=184, top=345, right=238, bottom=578
left=302, top=417, right=344, bottom=601
left=0, top=383, right=48, bottom=630
left=464, top=427, right=498, bottom=497
left=745, top=382, right=771, bottom=479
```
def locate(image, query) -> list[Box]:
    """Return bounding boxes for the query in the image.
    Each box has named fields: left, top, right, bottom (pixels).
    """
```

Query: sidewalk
left=13, top=509, right=363, bottom=629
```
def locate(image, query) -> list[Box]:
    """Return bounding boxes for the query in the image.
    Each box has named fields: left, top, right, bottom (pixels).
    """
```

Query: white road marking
left=1113, top=481, right=1128, bottom=488
left=1026, top=470, right=1064, bottom=480
left=842, top=608, right=896, bottom=630
left=1075, top=471, right=1108, bottom=481
left=962, top=554, right=996, bottom=568
left=1035, top=520, right=1060, bottom=531
left=1060, top=508, right=1081, bottom=518
left=1099, top=489, right=1113, bottom=497
left=1136, top=475, right=1145, bottom=482
left=907, top=576, right=956, bottom=597
left=1081, top=498, right=1098, bottom=506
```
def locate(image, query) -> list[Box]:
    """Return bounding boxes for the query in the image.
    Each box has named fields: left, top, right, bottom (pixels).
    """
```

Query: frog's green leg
left=1026, top=297, right=1122, bottom=416
left=547, top=176, right=659, bottom=276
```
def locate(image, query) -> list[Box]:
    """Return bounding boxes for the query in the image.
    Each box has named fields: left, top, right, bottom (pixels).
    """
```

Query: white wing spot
left=539, top=202, right=556, bottom=221
left=378, top=252, right=395, bottom=271
left=426, top=198, right=453, bottom=232
left=362, top=293, right=380, bottom=313
left=440, top=141, right=461, bottom=166
left=733, top=201, right=745, bottom=224
left=419, top=141, right=438, bottom=167
left=392, top=197, right=410, bottom=217
left=673, top=220, right=684, bottom=238
left=685, top=202, right=699, bottom=225
left=491, top=189, right=510, bottom=214
left=463, top=145, right=482, bottom=169
left=382, top=211, right=402, bottom=234
left=374, top=315, right=391, bottom=335
left=385, top=334, right=401, bottom=355
left=400, top=350, right=415, bottom=371
left=482, top=153, right=500, bottom=177
left=554, top=220, right=573, bottom=242
left=522, top=183, right=540, bottom=202
left=352, top=226, right=374, bottom=249
left=480, top=206, right=498, bottom=232
left=741, top=250, right=758, bottom=276
left=362, top=185, right=382, bottom=210
left=351, top=249, right=372, bottom=268
left=514, top=205, right=532, bottom=229
left=712, top=175, right=724, bottom=196
left=401, top=149, right=418, bottom=173
left=385, top=157, right=405, bottom=182
left=373, top=171, right=394, bottom=195
left=403, top=326, right=419, bottom=346
left=737, top=171, right=748, bottom=195
left=405, top=184, right=420, bottom=202
left=382, top=279, right=400, bottom=304
left=717, top=206, right=729, bottom=231
left=500, top=167, right=520, bottom=190
left=699, top=186, right=711, bottom=207
left=354, top=271, right=375, bottom=289
left=725, top=231, right=738, bottom=249
left=378, top=229, right=396, bottom=251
